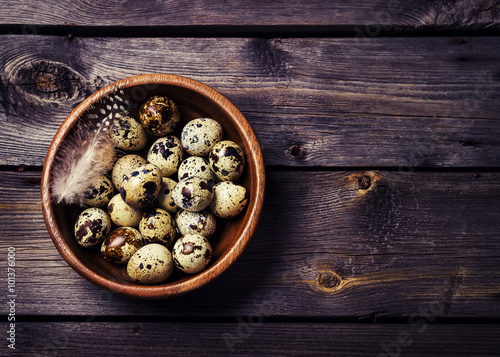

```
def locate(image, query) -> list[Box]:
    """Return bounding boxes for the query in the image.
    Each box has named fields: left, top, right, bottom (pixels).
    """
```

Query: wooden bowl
left=41, top=74, right=265, bottom=299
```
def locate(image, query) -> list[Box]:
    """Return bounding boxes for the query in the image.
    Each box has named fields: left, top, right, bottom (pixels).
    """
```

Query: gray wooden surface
left=1, top=0, right=497, bottom=29
left=17, top=323, right=500, bottom=356
left=1, top=1, right=499, bottom=356
left=2, top=170, right=500, bottom=319
left=1, top=36, right=499, bottom=168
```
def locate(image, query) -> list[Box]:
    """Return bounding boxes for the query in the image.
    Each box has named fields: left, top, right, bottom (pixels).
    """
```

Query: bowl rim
left=41, top=73, right=265, bottom=299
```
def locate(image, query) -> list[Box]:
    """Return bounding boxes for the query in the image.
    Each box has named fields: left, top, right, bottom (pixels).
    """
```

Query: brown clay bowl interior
left=41, top=74, right=265, bottom=299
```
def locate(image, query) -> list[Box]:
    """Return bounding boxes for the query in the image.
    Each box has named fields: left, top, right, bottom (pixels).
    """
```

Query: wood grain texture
left=15, top=322, right=500, bottom=356
left=0, top=36, right=499, bottom=168
left=0, top=0, right=499, bottom=31
left=1, top=0, right=498, bottom=352
left=2, top=170, right=499, bottom=317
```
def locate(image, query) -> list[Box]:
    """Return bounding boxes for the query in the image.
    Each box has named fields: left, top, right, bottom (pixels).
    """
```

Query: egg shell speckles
left=111, top=154, right=147, bottom=191
left=120, top=163, right=162, bottom=208
left=175, top=210, right=216, bottom=239
left=108, top=113, right=148, bottom=152
left=177, top=156, right=213, bottom=182
left=107, top=194, right=143, bottom=227
left=139, top=208, right=176, bottom=247
left=147, top=136, right=184, bottom=177
left=172, top=234, right=212, bottom=274
left=99, top=138, right=117, bottom=172
left=181, top=118, right=223, bottom=156
left=127, top=244, right=174, bottom=284
left=208, top=140, right=245, bottom=182
left=101, top=227, right=144, bottom=264
left=155, top=177, right=179, bottom=214
left=82, top=175, right=114, bottom=208
left=210, top=181, right=249, bottom=218
left=74, top=207, right=112, bottom=248
left=139, top=96, right=180, bottom=136
left=172, top=176, right=214, bottom=212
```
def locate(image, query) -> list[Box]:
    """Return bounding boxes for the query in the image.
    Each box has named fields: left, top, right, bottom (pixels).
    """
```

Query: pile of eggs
left=73, top=95, right=248, bottom=284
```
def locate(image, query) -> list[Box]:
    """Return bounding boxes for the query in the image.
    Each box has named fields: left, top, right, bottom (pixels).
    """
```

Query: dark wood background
left=1, top=1, right=500, bottom=355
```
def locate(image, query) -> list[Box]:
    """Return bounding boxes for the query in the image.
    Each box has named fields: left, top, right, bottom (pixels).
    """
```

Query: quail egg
left=175, top=210, right=216, bottom=239
left=147, top=136, right=184, bottom=177
left=139, top=96, right=180, bottom=136
left=96, top=137, right=117, bottom=172
left=107, top=113, right=148, bottom=152
left=120, top=163, right=162, bottom=208
left=155, top=177, right=179, bottom=214
left=171, top=176, right=214, bottom=212
left=139, top=208, right=176, bottom=247
left=181, top=118, right=223, bottom=156
left=74, top=207, right=112, bottom=248
left=111, top=154, right=147, bottom=190
left=101, top=227, right=144, bottom=264
left=127, top=244, right=174, bottom=284
left=210, top=181, right=249, bottom=218
left=82, top=175, right=114, bottom=207
left=208, top=140, right=245, bottom=182
left=172, top=233, right=212, bottom=274
left=177, top=156, right=213, bottom=181
left=107, top=193, right=143, bottom=227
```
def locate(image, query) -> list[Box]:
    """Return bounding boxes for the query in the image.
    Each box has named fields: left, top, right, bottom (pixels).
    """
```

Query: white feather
left=50, top=89, right=130, bottom=205
left=51, top=125, right=116, bottom=205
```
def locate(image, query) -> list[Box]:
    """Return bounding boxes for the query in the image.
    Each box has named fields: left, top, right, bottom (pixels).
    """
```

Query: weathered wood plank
left=0, top=36, right=499, bottom=168
left=1, top=0, right=499, bottom=31
left=1, top=170, right=499, bottom=317
left=13, top=322, right=500, bottom=356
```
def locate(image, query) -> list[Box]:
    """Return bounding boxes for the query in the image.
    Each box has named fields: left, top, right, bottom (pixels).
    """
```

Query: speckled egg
left=177, top=156, right=213, bottom=181
left=82, top=175, right=114, bottom=207
left=108, top=113, right=148, bottom=151
left=155, top=177, right=179, bottom=214
left=208, top=140, right=245, bottom=182
left=96, top=137, right=116, bottom=172
left=74, top=207, right=112, bottom=248
left=172, top=233, right=212, bottom=274
left=181, top=118, right=223, bottom=156
left=210, top=181, right=249, bottom=218
left=120, top=163, right=162, bottom=208
left=107, top=193, right=143, bottom=227
left=139, top=208, right=176, bottom=247
left=171, top=176, right=214, bottom=212
left=127, top=243, right=174, bottom=284
left=101, top=227, right=144, bottom=264
left=111, top=154, right=147, bottom=190
left=147, top=136, right=184, bottom=177
left=139, top=96, right=180, bottom=136
left=175, top=210, right=216, bottom=239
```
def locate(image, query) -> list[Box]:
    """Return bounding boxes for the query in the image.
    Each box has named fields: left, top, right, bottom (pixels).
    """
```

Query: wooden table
left=1, top=1, right=500, bottom=355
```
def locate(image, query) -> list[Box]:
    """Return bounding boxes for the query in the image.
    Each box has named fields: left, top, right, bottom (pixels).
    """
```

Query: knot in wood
left=288, top=144, right=304, bottom=159
left=248, top=38, right=288, bottom=78
left=357, top=174, right=371, bottom=190
left=12, top=60, right=86, bottom=102
left=35, top=72, right=58, bottom=93
left=318, top=271, right=341, bottom=290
